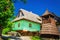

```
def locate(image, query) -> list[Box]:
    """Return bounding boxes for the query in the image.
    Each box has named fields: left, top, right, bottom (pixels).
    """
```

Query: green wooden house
left=12, top=9, right=42, bottom=36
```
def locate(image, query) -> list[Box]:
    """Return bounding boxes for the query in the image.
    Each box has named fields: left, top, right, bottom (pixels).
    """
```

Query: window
left=18, top=23, right=20, bottom=27
left=17, top=11, right=24, bottom=17
left=22, top=12, right=24, bottom=16
left=29, top=23, right=32, bottom=27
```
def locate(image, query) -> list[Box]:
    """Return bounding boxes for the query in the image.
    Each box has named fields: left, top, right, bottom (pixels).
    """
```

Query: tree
left=0, top=0, right=14, bottom=38
left=0, top=0, right=26, bottom=39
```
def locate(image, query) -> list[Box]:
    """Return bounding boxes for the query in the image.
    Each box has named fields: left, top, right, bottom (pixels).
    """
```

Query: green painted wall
left=12, top=19, right=41, bottom=32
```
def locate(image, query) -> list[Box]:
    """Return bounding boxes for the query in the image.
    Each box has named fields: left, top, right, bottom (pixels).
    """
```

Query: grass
left=31, top=36, right=41, bottom=40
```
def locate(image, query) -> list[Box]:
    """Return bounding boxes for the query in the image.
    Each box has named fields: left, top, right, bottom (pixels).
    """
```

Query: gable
left=17, top=10, right=24, bottom=17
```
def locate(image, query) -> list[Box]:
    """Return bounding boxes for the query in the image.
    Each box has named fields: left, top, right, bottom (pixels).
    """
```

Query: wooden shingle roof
left=40, top=23, right=60, bottom=35
left=42, top=10, right=54, bottom=16
left=12, top=9, right=42, bottom=23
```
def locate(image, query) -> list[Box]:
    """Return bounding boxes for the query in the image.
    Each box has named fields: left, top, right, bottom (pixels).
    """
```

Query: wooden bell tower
left=40, top=10, right=60, bottom=40
left=42, top=10, right=56, bottom=25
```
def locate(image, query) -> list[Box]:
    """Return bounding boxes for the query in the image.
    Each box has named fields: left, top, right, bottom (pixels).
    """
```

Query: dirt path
left=20, top=36, right=31, bottom=40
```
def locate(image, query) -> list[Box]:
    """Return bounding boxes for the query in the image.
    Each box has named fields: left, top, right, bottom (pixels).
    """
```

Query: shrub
left=31, top=36, right=41, bottom=40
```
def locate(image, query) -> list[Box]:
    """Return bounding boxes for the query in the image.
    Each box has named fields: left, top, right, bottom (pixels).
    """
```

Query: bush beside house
left=2, top=27, right=10, bottom=34
left=31, top=36, right=41, bottom=40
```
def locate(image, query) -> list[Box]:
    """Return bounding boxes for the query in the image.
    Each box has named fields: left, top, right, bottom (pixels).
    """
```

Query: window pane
left=29, top=23, right=32, bottom=27
left=18, top=23, right=20, bottom=27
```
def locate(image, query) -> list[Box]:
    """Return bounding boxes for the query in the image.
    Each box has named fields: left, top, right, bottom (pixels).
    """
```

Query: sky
left=14, top=0, right=60, bottom=17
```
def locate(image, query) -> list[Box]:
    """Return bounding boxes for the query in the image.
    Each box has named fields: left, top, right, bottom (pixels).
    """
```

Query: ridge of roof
left=20, top=9, right=40, bottom=17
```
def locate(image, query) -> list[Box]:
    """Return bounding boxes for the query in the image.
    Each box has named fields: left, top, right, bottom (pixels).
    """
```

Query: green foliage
left=0, top=0, right=27, bottom=27
left=0, top=0, right=27, bottom=36
left=31, top=36, right=41, bottom=40
left=0, top=0, right=14, bottom=28
left=2, top=27, right=10, bottom=34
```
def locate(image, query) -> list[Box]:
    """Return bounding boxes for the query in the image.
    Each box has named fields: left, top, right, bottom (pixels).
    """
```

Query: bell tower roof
left=42, top=9, right=54, bottom=16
